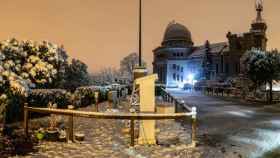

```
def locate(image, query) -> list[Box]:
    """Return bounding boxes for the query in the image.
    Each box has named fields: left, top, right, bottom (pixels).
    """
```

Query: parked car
left=183, top=83, right=193, bottom=90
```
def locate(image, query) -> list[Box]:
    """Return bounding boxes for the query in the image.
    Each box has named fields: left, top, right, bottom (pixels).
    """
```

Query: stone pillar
left=135, top=74, right=158, bottom=145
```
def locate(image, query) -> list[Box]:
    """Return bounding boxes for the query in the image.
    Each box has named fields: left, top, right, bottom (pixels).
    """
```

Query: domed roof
left=163, top=21, right=193, bottom=46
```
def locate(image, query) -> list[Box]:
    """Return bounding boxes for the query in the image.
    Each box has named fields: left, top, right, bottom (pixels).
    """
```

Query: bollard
left=94, top=91, right=99, bottom=112
left=67, top=105, right=74, bottom=142
left=167, top=95, right=170, bottom=102
left=130, top=119, right=135, bottom=146
left=191, top=107, right=197, bottom=147
left=24, top=103, right=29, bottom=137
left=175, top=100, right=178, bottom=112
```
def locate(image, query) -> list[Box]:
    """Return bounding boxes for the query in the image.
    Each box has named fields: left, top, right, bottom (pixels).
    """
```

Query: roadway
left=169, top=89, right=280, bottom=158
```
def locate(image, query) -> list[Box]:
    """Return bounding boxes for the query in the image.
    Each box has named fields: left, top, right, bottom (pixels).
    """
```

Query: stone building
left=153, top=0, right=267, bottom=88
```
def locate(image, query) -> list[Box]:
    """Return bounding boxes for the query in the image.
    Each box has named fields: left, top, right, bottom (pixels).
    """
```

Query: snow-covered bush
left=0, top=38, right=67, bottom=123
left=73, top=86, right=109, bottom=107
left=243, top=48, right=280, bottom=103
left=28, top=89, right=70, bottom=109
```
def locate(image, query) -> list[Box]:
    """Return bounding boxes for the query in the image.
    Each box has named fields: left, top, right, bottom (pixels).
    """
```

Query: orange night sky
left=0, top=0, right=279, bottom=73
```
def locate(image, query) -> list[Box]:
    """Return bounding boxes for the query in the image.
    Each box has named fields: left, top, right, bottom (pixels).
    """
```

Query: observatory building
left=153, top=1, right=267, bottom=88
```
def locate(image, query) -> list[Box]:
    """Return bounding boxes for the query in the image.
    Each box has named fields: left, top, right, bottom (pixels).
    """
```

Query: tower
left=250, top=0, right=267, bottom=50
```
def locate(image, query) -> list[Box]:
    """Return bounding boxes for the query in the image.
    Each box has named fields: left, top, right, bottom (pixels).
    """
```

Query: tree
left=90, top=53, right=146, bottom=85
left=202, top=40, right=213, bottom=80
left=244, top=49, right=280, bottom=103
left=120, top=53, right=146, bottom=82
left=50, top=45, right=69, bottom=88
left=90, top=67, right=120, bottom=85
left=64, top=59, right=90, bottom=91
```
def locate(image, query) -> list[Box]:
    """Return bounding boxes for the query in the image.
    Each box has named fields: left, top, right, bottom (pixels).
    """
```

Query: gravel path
left=169, top=90, right=280, bottom=158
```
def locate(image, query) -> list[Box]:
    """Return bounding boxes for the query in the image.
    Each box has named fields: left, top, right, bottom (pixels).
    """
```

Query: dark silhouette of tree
left=202, top=40, right=213, bottom=80
left=64, top=59, right=90, bottom=91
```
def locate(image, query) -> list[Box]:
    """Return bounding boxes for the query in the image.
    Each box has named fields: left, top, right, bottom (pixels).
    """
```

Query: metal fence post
left=191, top=107, right=197, bottom=147
left=24, top=103, right=29, bottom=137
left=130, top=119, right=135, bottom=146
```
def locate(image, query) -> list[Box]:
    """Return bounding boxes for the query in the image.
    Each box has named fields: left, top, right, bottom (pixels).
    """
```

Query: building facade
left=153, top=1, right=267, bottom=88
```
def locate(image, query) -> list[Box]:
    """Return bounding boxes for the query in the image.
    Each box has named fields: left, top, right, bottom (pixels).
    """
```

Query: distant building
left=153, top=1, right=267, bottom=88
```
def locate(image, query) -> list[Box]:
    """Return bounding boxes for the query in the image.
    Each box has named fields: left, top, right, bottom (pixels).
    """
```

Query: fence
left=159, top=88, right=193, bottom=112
left=201, top=86, right=238, bottom=97
left=199, top=86, right=280, bottom=103
left=156, top=88, right=197, bottom=147
left=23, top=103, right=197, bottom=147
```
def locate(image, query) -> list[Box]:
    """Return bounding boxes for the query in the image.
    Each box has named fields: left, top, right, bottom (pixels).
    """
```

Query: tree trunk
left=2, top=108, right=8, bottom=136
left=269, top=80, right=273, bottom=104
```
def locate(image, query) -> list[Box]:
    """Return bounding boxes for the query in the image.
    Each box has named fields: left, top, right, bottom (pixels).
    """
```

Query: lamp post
left=139, top=0, right=142, bottom=67
left=133, top=0, right=147, bottom=80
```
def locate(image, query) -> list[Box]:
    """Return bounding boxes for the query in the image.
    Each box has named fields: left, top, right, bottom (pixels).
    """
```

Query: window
left=181, top=76, right=183, bottom=82
left=177, top=74, right=180, bottom=81
left=173, top=64, right=176, bottom=69
left=159, top=67, right=163, bottom=82
left=216, top=64, right=219, bottom=73
left=177, top=65, right=180, bottom=71
left=225, top=63, right=229, bottom=73
left=173, top=73, right=176, bottom=80
left=180, top=52, right=183, bottom=56
left=181, top=67, right=184, bottom=72
left=235, top=63, right=239, bottom=73
left=221, top=55, right=224, bottom=73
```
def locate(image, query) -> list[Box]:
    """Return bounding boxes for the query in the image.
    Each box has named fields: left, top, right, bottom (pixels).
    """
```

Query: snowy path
left=169, top=90, right=280, bottom=158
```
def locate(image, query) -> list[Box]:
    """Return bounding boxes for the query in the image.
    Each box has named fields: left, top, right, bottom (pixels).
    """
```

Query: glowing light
left=185, top=73, right=197, bottom=86
left=188, top=74, right=194, bottom=81
left=266, top=81, right=280, bottom=91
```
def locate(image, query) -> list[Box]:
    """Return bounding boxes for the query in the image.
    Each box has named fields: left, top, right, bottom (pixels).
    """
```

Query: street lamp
left=138, top=0, right=142, bottom=67
left=133, top=0, right=147, bottom=80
